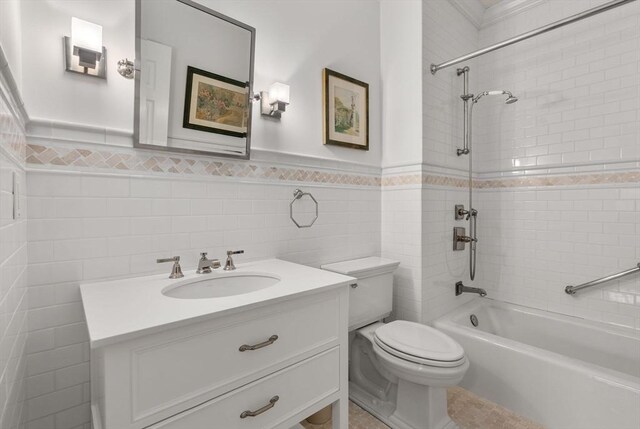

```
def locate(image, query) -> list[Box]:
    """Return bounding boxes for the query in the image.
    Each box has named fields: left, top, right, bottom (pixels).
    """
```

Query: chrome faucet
left=157, top=256, right=184, bottom=279
left=455, top=281, right=486, bottom=297
left=197, top=252, right=221, bottom=274
left=224, top=250, right=244, bottom=271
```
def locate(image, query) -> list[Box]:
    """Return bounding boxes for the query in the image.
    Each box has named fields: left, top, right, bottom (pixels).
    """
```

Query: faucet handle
left=224, top=250, right=244, bottom=271
left=157, top=256, right=183, bottom=279
left=200, top=252, right=208, bottom=259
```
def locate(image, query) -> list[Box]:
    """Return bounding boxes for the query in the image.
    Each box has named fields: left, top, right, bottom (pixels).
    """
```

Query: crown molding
left=0, top=45, right=28, bottom=128
left=448, top=0, right=547, bottom=29
left=448, top=0, right=485, bottom=29
left=482, top=0, right=546, bottom=28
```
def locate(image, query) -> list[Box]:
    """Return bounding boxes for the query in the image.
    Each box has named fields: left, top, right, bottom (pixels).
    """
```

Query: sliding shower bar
left=565, top=262, right=640, bottom=295
left=430, top=0, right=637, bottom=74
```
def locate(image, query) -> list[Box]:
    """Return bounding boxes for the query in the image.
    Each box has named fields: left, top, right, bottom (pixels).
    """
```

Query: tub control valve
left=453, top=227, right=476, bottom=251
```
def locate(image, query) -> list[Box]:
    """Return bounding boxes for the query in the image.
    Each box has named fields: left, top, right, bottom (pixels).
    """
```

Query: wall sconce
left=259, top=82, right=290, bottom=119
left=63, top=17, right=107, bottom=79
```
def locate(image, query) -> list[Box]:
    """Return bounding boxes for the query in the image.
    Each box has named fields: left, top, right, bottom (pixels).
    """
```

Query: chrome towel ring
left=290, top=189, right=318, bottom=228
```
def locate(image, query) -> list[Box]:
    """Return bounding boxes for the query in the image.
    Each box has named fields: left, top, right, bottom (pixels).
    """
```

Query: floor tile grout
left=300, top=387, right=544, bottom=429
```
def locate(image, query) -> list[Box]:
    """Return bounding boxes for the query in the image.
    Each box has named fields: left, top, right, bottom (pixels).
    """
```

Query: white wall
left=211, top=0, right=382, bottom=166
left=20, top=0, right=383, bottom=167
left=0, top=0, right=23, bottom=91
left=20, top=0, right=135, bottom=131
left=380, top=0, right=423, bottom=168
left=378, top=0, right=425, bottom=322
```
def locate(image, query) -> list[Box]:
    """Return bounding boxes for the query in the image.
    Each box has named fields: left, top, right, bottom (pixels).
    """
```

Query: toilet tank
left=322, top=257, right=399, bottom=331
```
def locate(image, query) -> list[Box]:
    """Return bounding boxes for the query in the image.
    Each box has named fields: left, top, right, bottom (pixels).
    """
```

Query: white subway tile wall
left=422, top=187, right=476, bottom=322
left=466, top=0, right=640, bottom=328
left=423, top=0, right=479, bottom=172
left=419, top=0, right=480, bottom=322
left=25, top=172, right=380, bottom=428
left=382, top=187, right=422, bottom=322
left=0, top=86, right=28, bottom=428
left=475, top=0, right=639, bottom=174
left=476, top=184, right=640, bottom=329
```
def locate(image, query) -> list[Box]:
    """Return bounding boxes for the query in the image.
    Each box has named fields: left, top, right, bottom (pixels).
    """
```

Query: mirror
left=134, top=0, right=255, bottom=159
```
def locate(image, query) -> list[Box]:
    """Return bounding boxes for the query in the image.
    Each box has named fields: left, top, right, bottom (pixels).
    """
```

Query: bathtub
left=434, top=299, right=640, bottom=429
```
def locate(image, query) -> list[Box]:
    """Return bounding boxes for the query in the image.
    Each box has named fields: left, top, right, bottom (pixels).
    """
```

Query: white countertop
left=80, top=259, right=355, bottom=348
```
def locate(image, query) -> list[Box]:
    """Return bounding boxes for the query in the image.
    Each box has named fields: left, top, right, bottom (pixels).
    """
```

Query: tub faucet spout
left=455, top=281, right=487, bottom=297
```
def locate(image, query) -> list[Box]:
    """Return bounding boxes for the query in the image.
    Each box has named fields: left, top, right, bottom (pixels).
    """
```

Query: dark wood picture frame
left=322, top=68, right=369, bottom=151
left=183, top=66, right=249, bottom=138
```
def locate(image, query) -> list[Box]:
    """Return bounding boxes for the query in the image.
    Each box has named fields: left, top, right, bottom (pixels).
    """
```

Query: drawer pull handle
left=239, top=335, right=278, bottom=352
left=350, top=283, right=358, bottom=288
left=240, top=395, right=279, bottom=418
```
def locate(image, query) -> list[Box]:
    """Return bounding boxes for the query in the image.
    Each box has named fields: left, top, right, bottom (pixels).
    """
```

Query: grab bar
left=565, top=262, right=640, bottom=295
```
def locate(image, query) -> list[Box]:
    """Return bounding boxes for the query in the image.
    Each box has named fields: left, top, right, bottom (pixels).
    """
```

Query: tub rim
left=433, top=298, right=640, bottom=390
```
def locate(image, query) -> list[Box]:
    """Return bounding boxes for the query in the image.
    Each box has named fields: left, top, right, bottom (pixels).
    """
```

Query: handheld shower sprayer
left=456, top=67, right=519, bottom=282
left=473, top=90, right=519, bottom=104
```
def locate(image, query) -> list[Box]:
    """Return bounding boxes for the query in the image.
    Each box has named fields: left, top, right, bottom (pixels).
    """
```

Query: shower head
left=473, top=90, right=518, bottom=104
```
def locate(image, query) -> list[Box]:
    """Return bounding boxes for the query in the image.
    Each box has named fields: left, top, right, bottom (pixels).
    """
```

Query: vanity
left=80, top=259, right=353, bottom=429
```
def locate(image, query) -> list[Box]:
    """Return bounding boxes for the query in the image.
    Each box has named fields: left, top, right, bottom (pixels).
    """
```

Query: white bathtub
left=434, top=299, right=640, bottom=429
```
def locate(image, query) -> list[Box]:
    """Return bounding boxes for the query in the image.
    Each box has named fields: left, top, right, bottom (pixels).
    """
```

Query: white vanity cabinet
left=82, top=260, right=351, bottom=429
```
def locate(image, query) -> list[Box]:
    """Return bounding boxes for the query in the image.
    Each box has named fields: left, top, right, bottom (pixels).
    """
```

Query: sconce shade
left=71, top=17, right=103, bottom=68
left=269, top=82, right=290, bottom=105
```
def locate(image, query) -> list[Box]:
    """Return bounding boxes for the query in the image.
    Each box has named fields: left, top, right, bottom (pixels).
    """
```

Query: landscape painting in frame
left=183, top=66, right=249, bottom=138
left=323, top=68, right=369, bottom=150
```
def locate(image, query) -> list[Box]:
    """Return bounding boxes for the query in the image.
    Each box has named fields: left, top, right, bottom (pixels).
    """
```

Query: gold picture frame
left=322, top=68, right=369, bottom=151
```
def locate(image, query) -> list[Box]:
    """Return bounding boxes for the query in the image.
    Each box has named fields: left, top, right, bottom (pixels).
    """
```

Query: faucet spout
left=455, top=281, right=487, bottom=297
left=196, top=252, right=221, bottom=274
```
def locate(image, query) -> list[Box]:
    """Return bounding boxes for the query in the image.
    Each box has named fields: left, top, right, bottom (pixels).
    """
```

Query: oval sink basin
left=162, top=273, right=281, bottom=299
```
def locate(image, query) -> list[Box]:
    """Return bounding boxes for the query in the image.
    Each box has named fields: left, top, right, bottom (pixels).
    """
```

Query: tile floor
left=300, top=387, right=544, bottom=429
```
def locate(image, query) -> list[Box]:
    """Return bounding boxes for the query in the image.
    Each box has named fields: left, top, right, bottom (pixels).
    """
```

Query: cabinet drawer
left=129, top=294, right=339, bottom=420
left=150, top=347, right=340, bottom=429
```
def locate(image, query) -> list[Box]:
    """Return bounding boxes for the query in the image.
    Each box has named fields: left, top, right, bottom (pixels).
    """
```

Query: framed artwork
left=322, top=68, right=369, bottom=150
left=183, top=66, right=249, bottom=138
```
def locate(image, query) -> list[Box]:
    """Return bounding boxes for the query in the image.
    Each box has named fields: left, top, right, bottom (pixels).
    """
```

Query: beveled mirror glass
left=135, top=0, right=255, bottom=159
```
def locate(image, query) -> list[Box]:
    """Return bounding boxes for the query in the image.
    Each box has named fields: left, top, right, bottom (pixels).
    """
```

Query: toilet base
left=350, top=381, right=459, bottom=429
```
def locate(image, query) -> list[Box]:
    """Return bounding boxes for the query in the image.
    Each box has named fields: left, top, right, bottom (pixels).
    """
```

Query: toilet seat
left=373, top=320, right=465, bottom=368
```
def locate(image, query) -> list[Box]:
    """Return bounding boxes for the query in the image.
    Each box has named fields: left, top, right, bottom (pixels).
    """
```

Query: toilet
left=322, top=257, right=468, bottom=429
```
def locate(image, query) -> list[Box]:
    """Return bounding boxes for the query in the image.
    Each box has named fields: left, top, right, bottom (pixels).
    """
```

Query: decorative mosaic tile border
left=26, top=143, right=382, bottom=187
left=25, top=142, right=640, bottom=189
left=475, top=171, right=640, bottom=188
left=382, top=174, right=468, bottom=188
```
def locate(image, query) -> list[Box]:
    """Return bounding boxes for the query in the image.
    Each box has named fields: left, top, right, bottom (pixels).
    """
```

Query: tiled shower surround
left=476, top=184, right=640, bottom=328
left=469, top=0, right=640, bottom=328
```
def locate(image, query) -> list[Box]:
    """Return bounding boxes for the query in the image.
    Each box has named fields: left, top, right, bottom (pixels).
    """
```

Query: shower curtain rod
left=430, top=0, right=637, bottom=74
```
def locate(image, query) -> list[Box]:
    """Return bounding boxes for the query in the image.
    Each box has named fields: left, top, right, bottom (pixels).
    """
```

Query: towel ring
left=289, top=189, right=318, bottom=228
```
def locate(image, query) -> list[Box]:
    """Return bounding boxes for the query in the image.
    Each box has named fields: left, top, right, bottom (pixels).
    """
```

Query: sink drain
left=470, top=314, right=479, bottom=327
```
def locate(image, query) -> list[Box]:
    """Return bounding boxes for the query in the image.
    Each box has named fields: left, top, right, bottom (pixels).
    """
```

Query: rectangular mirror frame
left=133, top=0, right=256, bottom=160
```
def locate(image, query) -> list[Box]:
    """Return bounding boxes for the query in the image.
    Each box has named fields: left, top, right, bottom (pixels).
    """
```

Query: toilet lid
left=374, top=320, right=465, bottom=364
